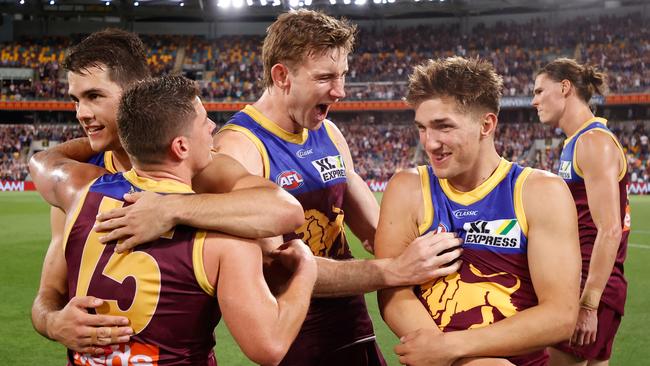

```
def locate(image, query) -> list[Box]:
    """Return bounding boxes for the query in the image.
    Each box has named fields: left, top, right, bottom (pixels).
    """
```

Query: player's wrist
left=44, top=310, right=61, bottom=341
left=382, top=258, right=408, bottom=287
left=579, top=288, right=602, bottom=310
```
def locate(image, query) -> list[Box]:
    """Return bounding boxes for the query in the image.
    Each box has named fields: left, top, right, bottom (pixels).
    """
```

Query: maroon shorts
left=553, top=304, right=622, bottom=361
left=279, top=338, right=386, bottom=366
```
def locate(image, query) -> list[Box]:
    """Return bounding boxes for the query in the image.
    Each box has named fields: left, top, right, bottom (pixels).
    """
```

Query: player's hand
left=265, top=240, right=317, bottom=295
left=94, top=191, right=173, bottom=253
left=395, top=328, right=457, bottom=366
left=571, top=306, right=598, bottom=347
left=388, top=232, right=462, bottom=287
left=268, top=239, right=317, bottom=274
left=453, top=358, right=515, bottom=366
left=48, top=296, right=132, bottom=355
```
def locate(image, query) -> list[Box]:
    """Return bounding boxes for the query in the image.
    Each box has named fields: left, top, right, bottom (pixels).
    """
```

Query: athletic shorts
left=553, top=303, right=622, bottom=361
left=279, top=338, right=386, bottom=366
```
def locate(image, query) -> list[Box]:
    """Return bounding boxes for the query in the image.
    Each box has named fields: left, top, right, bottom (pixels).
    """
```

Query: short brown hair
left=538, top=58, right=607, bottom=103
left=262, top=9, right=356, bottom=88
left=117, top=75, right=199, bottom=165
left=406, top=57, right=503, bottom=115
left=64, top=28, right=150, bottom=89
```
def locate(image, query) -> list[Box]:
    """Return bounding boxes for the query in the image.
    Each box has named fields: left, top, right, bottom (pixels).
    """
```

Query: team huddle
left=28, top=9, right=629, bottom=366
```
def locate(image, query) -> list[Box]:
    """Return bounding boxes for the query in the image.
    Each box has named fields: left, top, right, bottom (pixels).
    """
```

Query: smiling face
left=532, top=73, right=567, bottom=128
left=414, top=97, right=485, bottom=180
left=68, top=65, right=123, bottom=152
left=284, top=47, right=348, bottom=131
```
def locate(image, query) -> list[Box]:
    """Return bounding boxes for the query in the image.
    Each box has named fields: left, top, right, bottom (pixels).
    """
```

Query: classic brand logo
left=311, top=155, right=346, bottom=183
left=296, top=148, right=314, bottom=158
left=453, top=209, right=479, bottom=219
left=276, top=170, right=304, bottom=190
left=559, top=160, right=572, bottom=180
left=463, top=219, right=521, bottom=248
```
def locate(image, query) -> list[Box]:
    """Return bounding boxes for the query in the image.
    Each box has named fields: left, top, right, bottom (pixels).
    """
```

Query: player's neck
left=254, top=89, right=303, bottom=134
left=111, top=148, right=132, bottom=172
left=131, top=164, right=193, bottom=188
left=559, top=101, right=595, bottom=137
left=447, top=149, right=502, bottom=192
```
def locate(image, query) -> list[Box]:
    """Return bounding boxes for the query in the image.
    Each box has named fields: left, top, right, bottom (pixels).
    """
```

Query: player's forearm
left=379, top=288, right=437, bottom=337
left=168, top=190, right=304, bottom=238
left=313, top=257, right=394, bottom=297
left=274, top=265, right=317, bottom=338
left=31, top=289, right=66, bottom=340
left=447, top=301, right=577, bottom=359
left=582, top=226, right=623, bottom=307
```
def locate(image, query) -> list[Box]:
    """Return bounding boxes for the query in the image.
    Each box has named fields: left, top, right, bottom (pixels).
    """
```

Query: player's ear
left=271, top=63, right=291, bottom=92
left=561, top=79, right=572, bottom=97
left=170, top=135, right=190, bottom=161
left=479, top=112, right=498, bottom=138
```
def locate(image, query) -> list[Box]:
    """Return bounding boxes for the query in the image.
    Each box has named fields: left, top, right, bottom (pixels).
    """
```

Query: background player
left=533, top=58, right=630, bottom=366
left=376, top=57, right=582, bottom=366
left=31, top=75, right=317, bottom=365
left=29, top=28, right=304, bottom=355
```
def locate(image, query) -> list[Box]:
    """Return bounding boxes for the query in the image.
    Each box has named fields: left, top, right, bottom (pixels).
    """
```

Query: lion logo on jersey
left=419, top=263, right=521, bottom=331
left=298, top=206, right=346, bottom=258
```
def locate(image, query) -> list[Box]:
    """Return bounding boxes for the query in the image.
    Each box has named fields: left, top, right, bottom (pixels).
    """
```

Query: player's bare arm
left=376, top=169, right=460, bottom=336
left=32, top=204, right=132, bottom=355
left=29, top=148, right=107, bottom=213
left=397, top=171, right=581, bottom=364
left=217, top=128, right=464, bottom=297
left=204, top=234, right=317, bottom=365
left=326, top=120, right=380, bottom=253
left=93, top=152, right=304, bottom=252
left=572, top=130, right=625, bottom=346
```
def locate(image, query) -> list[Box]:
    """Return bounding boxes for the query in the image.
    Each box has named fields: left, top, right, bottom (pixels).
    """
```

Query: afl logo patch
left=276, top=170, right=304, bottom=190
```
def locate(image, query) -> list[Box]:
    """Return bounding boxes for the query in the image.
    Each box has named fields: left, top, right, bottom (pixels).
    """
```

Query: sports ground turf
left=1, top=192, right=648, bottom=365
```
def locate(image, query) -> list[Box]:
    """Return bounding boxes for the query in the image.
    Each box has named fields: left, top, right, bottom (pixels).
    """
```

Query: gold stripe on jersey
left=572, top=128, right=628, bottom=182
left=439, top=158, right=512, bottom=206
left=513, top=167, right=533, bottom=237
left=242, top=105, right=309, bottom=145
left=417, top=165, right=434, bottom=235
left=104, top=151, right=117, bottom=174
left=563, top=117, right=608, bottom=147
left=192, top=231, right=215, bottom=296
left=220, top=124, right=271, bottom=180
left=61, top=179, right=96, bottom=253
left=123, top=169, right=193, bottom=193
left=323, top=120, right=342, bottom=154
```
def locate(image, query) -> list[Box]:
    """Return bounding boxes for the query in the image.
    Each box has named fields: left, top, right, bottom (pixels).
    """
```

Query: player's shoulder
left=519, top=169, right=571, bottom=205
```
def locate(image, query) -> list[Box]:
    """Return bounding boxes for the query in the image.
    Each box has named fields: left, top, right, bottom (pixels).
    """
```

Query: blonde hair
left=262, top=9, right=356, bottom=88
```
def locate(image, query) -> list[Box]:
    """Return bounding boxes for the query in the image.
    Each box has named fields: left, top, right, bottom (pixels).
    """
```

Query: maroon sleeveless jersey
left=64, top=171, right=221, bottom=365
left=558, top=118, right=630, bottom=314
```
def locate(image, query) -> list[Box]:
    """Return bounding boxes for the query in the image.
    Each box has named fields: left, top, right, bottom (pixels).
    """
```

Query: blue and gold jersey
left=64, top=170, right=220, bottom=366
left=221, top=106, right=378, bottom=362
left=86, top=151, right=118, bottom=174
left=558, top=117, right=629, bottom=315
left=223, top=105, right=351, bottom=260
left=417, top=159, right=545, bottom=365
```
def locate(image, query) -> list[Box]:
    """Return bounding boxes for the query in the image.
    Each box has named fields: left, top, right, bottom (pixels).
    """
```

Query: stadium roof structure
left=0, top=0, right=646, bottom=22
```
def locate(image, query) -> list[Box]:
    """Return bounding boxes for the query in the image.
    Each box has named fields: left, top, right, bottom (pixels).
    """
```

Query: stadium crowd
left=2, top=119, right=648, bottom=185
left=1, top=13, right=649, bottom=101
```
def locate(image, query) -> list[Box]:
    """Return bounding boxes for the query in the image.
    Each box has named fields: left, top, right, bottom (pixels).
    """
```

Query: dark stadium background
left=0, top=0, right=648, bottom=364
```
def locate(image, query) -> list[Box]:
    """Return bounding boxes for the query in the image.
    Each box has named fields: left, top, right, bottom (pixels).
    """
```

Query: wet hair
left=117, top=75, right=199, bottom=165
left=262, top=9, right=356, bottom=88
left=538, top=58, right=607, bottom=103
left=63, top=28, right=150, bottom=88
left=406, top=56, right=503, bottom=115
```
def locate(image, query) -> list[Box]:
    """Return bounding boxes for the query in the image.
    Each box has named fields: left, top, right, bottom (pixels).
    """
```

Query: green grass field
left=1, top=192, right=649, bottom=365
